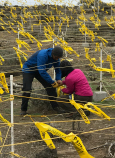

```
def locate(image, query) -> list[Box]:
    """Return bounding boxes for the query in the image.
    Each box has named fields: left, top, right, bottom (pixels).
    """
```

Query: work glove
left=51, top=82, right=59, bottom=88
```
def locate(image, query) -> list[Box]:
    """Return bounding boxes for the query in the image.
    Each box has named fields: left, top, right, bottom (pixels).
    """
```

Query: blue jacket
left=22, top=48, right=61, bottom=84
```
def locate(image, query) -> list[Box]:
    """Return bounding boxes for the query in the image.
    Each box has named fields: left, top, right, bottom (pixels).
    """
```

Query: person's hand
left=57, top=80, right=63, bottom=86
left=51, top=82, right=59, bottom=88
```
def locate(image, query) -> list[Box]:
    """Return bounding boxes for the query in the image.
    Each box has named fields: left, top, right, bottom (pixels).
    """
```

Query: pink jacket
left=62, top=69, right=93, bottom=96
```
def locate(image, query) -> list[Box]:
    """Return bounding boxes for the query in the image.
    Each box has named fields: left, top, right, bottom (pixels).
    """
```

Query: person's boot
left=20, top=110, right=27, bottom=115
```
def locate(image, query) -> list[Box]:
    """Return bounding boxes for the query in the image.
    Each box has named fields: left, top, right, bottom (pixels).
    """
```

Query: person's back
left=64, top=69, right=93, bottom=96
left=23, top=48, right=54, bottom=73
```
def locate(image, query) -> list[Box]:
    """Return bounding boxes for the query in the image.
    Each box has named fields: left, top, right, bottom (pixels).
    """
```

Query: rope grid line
left=1, top=60, right=115, bottom=75
left=0, top=125, right=114, bottom=148
left=12, top=94, right=115, bottom=108
left=1, top=86, right=115, bottom=110
left=0, top=118, right=115, bottom=126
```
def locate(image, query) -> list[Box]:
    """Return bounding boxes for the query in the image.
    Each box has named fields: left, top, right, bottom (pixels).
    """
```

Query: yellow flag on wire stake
left=13, top=47, right=28, bottom=68
left=0, top=114, right=11, bottom=127
left=69, top=99, right=90, bottom=124
left=0, top=73, right=9, bottom=94
left=35, top=122, right=94, bottom=158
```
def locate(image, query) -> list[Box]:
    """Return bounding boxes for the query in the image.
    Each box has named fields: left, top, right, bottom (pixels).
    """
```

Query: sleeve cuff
left=62, top=80, right=66, bottom=85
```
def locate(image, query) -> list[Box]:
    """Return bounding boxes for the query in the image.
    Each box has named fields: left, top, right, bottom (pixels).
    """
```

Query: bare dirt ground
left=0, top=78, right=115, bottom=158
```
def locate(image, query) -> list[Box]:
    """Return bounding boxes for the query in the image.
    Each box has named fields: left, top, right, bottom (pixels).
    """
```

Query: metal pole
left=100, top=43, right=102, bottom=92
left=39, top=15, right=41, bottom=33
left=10, top=75, right=14, bottom=158
left=84, top=19, right=86, bottom=43
left=58, top=19, right=61, bottom=35
left=53, top=39, right=54, bottom=48
left=18, top=25, right=19, bottom=50
left=53, top=39, right=55, bottom=80
left=111, top=7, right=112, bottom=16
left=65, top=5, right=66, bottom=15
left=94, top=0, right=95, bottom=9
left=98, top=0, right=99, bottom=14
left=77, top=15, right=78, bottom=26
left=65, top=25, right=67, bottom=36
left=29, top=16, right=31, bottom=31
left=21, top=9, right=24, bottom=30
left=47, top=4, right=48, bottom=12
left=62, top=32, right=67, bottom=57
left=71, top=7, right=72, bottom=16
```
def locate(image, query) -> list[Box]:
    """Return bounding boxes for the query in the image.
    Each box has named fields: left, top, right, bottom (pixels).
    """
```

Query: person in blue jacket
left=21, top=46, right=63, bottom=115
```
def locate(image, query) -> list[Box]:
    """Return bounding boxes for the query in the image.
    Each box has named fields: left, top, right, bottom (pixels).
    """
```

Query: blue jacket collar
left=47, top=48, right=53, bottom=58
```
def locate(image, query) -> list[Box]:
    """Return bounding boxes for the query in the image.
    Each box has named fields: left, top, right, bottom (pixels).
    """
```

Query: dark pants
left=21, top=72, right=58, bottom=111
left=57, top=94, right=92, bottom=112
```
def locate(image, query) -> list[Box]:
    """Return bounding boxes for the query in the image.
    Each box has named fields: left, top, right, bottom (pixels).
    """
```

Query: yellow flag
left=0, top=73, right=9, bottom=93
left=35, top=122, right=94, bottom=158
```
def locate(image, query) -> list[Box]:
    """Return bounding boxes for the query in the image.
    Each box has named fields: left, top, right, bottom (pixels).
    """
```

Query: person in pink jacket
left=57, top=60, right=93, bottom=116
